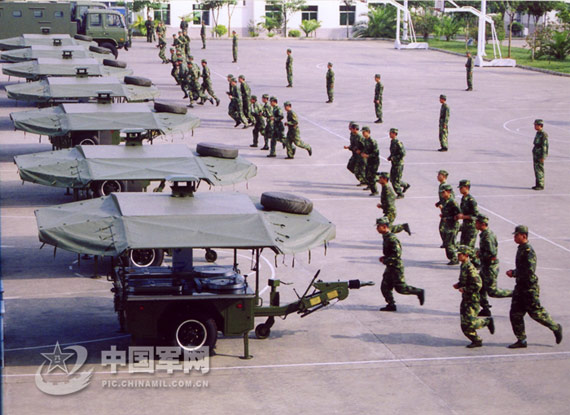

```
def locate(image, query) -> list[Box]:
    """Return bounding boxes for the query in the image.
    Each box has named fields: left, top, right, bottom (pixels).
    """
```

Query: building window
left=265, top=5, right=281, bottom=19
left=153, top=3, right=170, bottom=25
left=339, top=5, right=356, bottom=26
left=33, top=10, right=44, bottom=18
left=192, top=4, right=210, bottom=25
left=13, top=10, right=22, bottom=17
left=54, top=11, right=64, bottom=18
left=302, top=5, right=317, bottom=21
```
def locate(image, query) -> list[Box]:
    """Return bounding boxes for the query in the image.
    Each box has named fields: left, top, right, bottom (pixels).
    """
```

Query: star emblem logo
left=41, top=342, right=74, bottom=374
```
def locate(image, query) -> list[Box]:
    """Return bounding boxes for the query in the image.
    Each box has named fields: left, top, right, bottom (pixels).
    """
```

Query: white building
left=151, top=0, right=374, bottom=39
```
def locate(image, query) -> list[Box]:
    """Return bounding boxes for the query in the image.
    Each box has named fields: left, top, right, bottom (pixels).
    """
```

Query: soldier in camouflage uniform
left=440, top=184, right=460, bottom=265
left=186, top=57, right=207, bottom=108
left=532, top=119, right=548, bottom=190
left=172, top=33, right=181, bottom=54
left=238, top=75, right=254, bottom=125
left=435, top=170, right=455, bottom=248
left=455, top=179, right=479, bottom=248
left=201, top=21, right=207, bottom=49
left=227, top=77, right=249, bottom=128
left=232, top=31, right=238, bottom=63
left=506, top=225, right=563, bottom=348
left=387, top=128, right=410, bottom=199
left=376, top=217, right=424, bottom=312
left=465, top=51, right=473, bottom=91
left=344, top=123, right=366, bottom=186
left=475, top=215, right=513, bottom=317
left=438, top=94, right=450, bottom=151
left=182, top=30, right=190, bottom=58
left=373, top=74, right=383, bottom=123
left=325, top=62, right=334, bottom=103
left=267, top=97, right=285, bottom=158
left=376, top=172, right=411, bottom=235
left=250, top=96, right=266, bottom=148
left=200, top=59, right=220, bottom=106
left=260, top=94, right=271, bottom=150
left=145, top=16, right=154, bottom=43
left=157, top=25, right=168, bottom=64
left=283, top=101, right=312, bottom=159
left=360, top=126, right=379, bottom=195
left=286, top=49, right=293, bottom=87
left=453, top=245, right=495, bottom=348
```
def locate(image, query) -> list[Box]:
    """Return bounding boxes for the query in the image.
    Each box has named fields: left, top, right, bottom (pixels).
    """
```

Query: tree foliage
left=353, top=5, right=397, bottom=39
left=413, top=12, right=439, bottom=41
left=536, top=27, right=570, bottom=60
left=299, top=19, right=321, bottom=37
left=266, top=0, right=306, bottom=37
left=434, top=16, right=462, bottom=41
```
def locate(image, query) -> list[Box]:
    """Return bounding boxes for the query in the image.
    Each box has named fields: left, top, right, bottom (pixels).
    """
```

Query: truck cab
left=82, top=9, right=128, bottom=56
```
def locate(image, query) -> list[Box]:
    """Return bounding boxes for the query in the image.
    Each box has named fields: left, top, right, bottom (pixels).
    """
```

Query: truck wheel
left=174, top=317, right=217, bottom=352
left=74, top=34, right=93, bottom=42
left=129, top=248, right=164, bottom=267
left=255, top=323, right=271, bottom=340
left=99, top=42, right=118, bottom=59
left=205, top=249, right=217, bottom=262
left=260, top=192, right=313, bottom=215
left=92, top=180, right=125, bottom=197
left=103, top=58, right=127, bottom=68
left=196, top=142, right=238, bottom=159
left=124, top=75, right=152, bottom=87
left=89, top=45, right=111, bottom=55
left=154, top=101, right=187, bottom=115
left=77, top=136, right=99, bottom=146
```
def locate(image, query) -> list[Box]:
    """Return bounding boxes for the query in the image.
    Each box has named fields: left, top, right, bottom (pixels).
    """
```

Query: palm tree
left=353, top=6, right=397, bottom=39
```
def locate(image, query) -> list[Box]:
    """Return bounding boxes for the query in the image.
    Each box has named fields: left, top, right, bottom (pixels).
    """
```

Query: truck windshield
left=106, top=13, right=124, bottom=28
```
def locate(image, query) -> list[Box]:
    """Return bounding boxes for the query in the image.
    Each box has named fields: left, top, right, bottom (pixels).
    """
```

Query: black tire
left=99, top=42, right=118, bottom=59
left=89, top=45, right=111, bottom=55
left=195, top=142, right=238, bottom=159
left=74, top=34, right=93, bottom=42
left=205, top=249, right=217, bottom=263
left=128, top=248, right=164, bottom=267
left=77, top=136, right=99, bottom=146
left=174, top=316, right=217, bottom=352
left=255, top=323, right=271, bottom=340
left=124, top=75, right=152, bottom=87
left=154, top=101, right=187, bottom=115
left=260, top=192, right=313, bottom=215
left=103, top=58, right=127, bottom=68
left=92, top=180, right=125, bottom=197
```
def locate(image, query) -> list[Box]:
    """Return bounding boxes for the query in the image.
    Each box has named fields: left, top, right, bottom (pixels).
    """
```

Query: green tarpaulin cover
left=6, top=76, right=160, bottom=103
left=35, top=192, right=335, bottom=255
left=1, top=45, right=109, bottom=62
left=0, top=34, right=95, bottom=50
left=2, top=58, right=132, bottom=79
left=10, top=102, right=200, bottom=136
left=15, top=144, right=257, bottom=188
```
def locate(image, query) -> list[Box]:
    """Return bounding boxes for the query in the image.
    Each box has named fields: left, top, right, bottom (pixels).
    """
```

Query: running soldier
left=283, top=101, right=312, bottom=159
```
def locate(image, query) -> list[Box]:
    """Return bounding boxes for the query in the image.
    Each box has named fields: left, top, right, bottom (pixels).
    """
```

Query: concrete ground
left=1, top=37, right=569, bottom=414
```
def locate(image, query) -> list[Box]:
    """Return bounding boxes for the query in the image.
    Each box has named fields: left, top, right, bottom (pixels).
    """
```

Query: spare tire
left=103, top=59, right=127, bottom=68
left=154, top=101, right=187, bottom=115
left=89, top=45, right=111, bottom=54
left=74, top=34, right=93, bottom=41
left=196, top=142, right=238, bottom=159
left=124, top=75, right=152, bottom=87
left=261, top=192, right=313, bottom=215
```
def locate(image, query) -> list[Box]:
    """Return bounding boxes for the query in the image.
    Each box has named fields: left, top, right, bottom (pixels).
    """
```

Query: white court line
left=4, top=351, right=570, bottom=377
left=503, top=116, right=569, bottom=143
left=5, top=335, right=131, bottom=352
left=479, top=205, right=570, bottom=254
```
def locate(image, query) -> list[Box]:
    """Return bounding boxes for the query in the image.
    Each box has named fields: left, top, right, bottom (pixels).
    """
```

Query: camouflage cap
left=350, top=123, right=360, bottom=130
left=376, top=217, right=390, bottom=226
left=270, top=96, right=278, bottom=102
left=230, top=77, right=237, bottom=82
left=440, top=94, right=447, bottom=100
left=362, top=126, right=370, bottom=132
left=238, top=74, right=245, bottom=79
left=201, top=59, right=207, bottom=63
left=476, top=214, right=489, bottom=224
left=441, top=184, right=453, bottom=191
left=458, top=179, right=470, bottom=188
left=374, top=73, right=381, bottom=78
left=262, top=93, right=269, bottom=99
left=251, top=95, right=257, bottom=100
left=457, top=245, right=473, bottom=255
left=377, top=171, right=390, bottom=179
left=227, top=73, right=234, bottom=78
left=284, top=101, right=292, bottom=106
left=534, top=119, right=544, bottom=125
left=287, top=48, right=292, bottom=52
left=389, top=128, right=398, bottom=134
left=513, top=225, right=528, bottom=235
left=188, top=55, right=194, bottom=60
left=328, top=62, right=333, bottom=66
left=438, top=169, right=449, bottom=177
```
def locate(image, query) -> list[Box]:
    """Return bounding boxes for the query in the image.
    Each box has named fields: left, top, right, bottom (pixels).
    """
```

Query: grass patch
left=427, top=39, right=570, bottom=74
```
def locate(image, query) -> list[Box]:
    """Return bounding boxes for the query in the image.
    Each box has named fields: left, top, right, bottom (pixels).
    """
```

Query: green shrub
left=288, top=29, right=301, bottom=38
left=213, top=24, right=227, bottom=38
left=511, top=22, right=524, bottom=36
left=268, top=32, right=275, bottom=38
left=299, top=19, right=321, bottom=37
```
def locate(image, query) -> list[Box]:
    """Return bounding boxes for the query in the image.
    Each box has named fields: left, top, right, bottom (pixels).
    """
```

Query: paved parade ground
left=1, top=37, right=569, bottom=414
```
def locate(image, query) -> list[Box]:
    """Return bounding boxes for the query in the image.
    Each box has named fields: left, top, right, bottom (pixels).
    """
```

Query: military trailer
left=0, top=44, right=111, bottom=63
left=0, top=33, right=94, bottom=50
left=34, top=184, right=373, bottom=357
left=0, top=1, right=128, bottom=57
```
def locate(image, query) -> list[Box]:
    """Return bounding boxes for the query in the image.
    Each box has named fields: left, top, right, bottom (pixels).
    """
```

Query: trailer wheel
left=255, top=323, right=271, bottom=340
left=74, top=34, right=93, bottom=42
left=99, top=42, right=118, bottom=59
left=92, top=180, right=125, bottom=197
left=174, top=317, right=217, bottom=352
left=103, top=58, right=127, bottom=68
left=260, top=192, right=313, bottom=215
left=78, top=136, right=99, bottom=146
left=89, top=45, right=111, bottom=55
left=196, top=142, right=239, bottom=159
left=124, top=75, right=152, bottom=87
left=128, top=248, right=164, bottom=267
left=205, top=249, right=217, bottom=262
left=154, top=101, right=187, bottom=115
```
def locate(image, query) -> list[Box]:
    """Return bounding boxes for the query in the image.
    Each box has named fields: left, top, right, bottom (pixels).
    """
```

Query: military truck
left=0, top=1, right=128, bottom=57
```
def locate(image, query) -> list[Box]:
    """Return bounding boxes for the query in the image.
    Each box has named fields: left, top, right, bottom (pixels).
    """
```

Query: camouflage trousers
left=375, top=102, right=383, bottom=121
left=479, top=260, right=513, bottom=312
left=390, top=163, right=408, bottom=197
left=347, top=155, right=366, bottom=184
left=286, top=68, right=293, bottom=87
left=242, top=101, right=254, bottom=124
left=261, top=124, right=272, bottom=149
left=285, top=129, right=311, bottom=158
left=232, top=47, right=238, bottom=62
left=510, top=288, right=559, bottom=341
left=252, top=121, right=265, bottom=146
left=201, top=36, right=206, bottom=49
left=441, top=223, right=459, bottom=262
left=269, top=128, right=285, bottom=156
left=533, top=154, right=545, bottom=188
left=201, top=80, right=218, bottom=101
left=383, top=211, right=406, bottom=235
left=146, top=32, right=153, bottom=43
left=466, top=70, right=473, bottom=90
left=229, top=100, right=248, bottom=125
left=365, top=158, right=379, bottom=193
left=460, top=299, right=490, bottom=343
left=460, top=221, right=478, bottom=248
left=381, top=264, right=422, bottom=306
left=327, top=85, right=334, bottom=102
left=158, top=45, right=167, bottom=62
left=188, top=80, right=207, bottom=104
left=439, top=125, right=448, bottom=150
